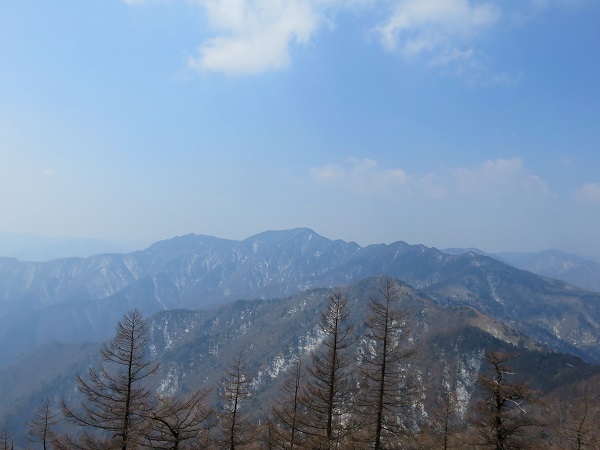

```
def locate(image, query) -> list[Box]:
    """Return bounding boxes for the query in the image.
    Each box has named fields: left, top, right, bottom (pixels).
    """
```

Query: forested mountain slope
left=1, top=277, right=598, bottom=447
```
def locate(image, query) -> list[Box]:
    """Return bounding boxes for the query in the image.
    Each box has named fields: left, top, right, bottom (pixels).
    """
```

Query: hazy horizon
left=2, top=1, right=599, bottom=260
left=2, top=228, right=600, bottom=265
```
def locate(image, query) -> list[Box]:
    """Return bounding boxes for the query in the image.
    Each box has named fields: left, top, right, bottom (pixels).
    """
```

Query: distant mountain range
left=496, top=250, right=600, bottom=293
left=1, top=228, right=600, bottom=366
left=0, top=232, right=141, bottom=261
left=442, top=247, right=600, bottom=293
left=4, top=232, right=599, bottom=292
left=2, top=229, right=600, bottom=442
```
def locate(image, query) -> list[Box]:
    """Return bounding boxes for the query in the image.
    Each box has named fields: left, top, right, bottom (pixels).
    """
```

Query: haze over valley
left=1, top=229, right=600, bottom=447
left=2, top=0, right=600, bottom=447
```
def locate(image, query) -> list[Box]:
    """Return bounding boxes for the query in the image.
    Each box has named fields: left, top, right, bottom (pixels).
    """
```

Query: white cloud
left=188, top=0, right=320, bottom=74
left=575, top=183, right=600, bottom=204
left=310, top=156, right=549, bottom=203
left=371, top=0, right=505, bottom=82
left=560, top=156, right=574, bottom=166
left=129, top=0, right=503, bottom=76
left=450, top=157, right=550, bottom=198
left=428, top=47, right=474, bottom=66
left=310, top=158, right=414, bottom=198
left=305, top=156, right=560, bottom=253
left=511, top=0, right=584, bottom=21
left=309, top=163, right=345, bottom=181
left=377, top=0, right=500, bottom=56
left=415, top=173, right=448, bottom=199
left=124, top=0, right=578, bottom=77
left=309, top=158, right=448, bottom=200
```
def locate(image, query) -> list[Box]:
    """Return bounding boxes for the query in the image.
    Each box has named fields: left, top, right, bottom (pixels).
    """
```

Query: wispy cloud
left=309, top=156, right=549, bottom=202
left=186, top=0, right=371, bottom=74
left=124, top=0, right=579, bottom=78
left=306, top=156, right=559, bottom=251
left=575, top=183, right=600, bottom=204
left=309, top=158, right=443, bottom=200
left=375, top=0, right=504, bottom=82
left=377, top=0, right=500, bottom=55
left=450, top=157, right=550, bottom=198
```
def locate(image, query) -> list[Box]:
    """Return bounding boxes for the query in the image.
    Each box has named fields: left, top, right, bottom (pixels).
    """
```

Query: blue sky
left=1, top=0, right=599, bottom=258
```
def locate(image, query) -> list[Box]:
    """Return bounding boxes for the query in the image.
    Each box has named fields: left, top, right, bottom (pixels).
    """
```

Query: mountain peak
left=244, top=227, right=321, bottom=242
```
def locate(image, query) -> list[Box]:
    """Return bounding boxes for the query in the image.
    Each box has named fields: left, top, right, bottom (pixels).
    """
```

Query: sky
left=1, top=0, right=599, bottom=258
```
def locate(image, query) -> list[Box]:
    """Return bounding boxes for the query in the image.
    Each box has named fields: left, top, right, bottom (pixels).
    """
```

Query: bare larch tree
left=419, top=380, right=463, bottom=450
left=357, top=277, right=417, bottom=450
left=28, top=398, right=60, bottom=450
left=218, top=350, right=254, bottom=450
left=144, top=389, right=215, bottom=450
left=61, top=308, right=159, bottom=450
left=470, top=350, right=540, bottom=450
left=551, top=379, right=600, bottom=449
left=299, top=290, right=355, bottom=449
left=0, top=424, right=14, bottom=450
left=271, top=359, right=306, bottom=449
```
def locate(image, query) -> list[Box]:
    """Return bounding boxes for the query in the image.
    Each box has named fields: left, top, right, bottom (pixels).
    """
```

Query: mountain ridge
left=0, top=229, right=599, bottom=365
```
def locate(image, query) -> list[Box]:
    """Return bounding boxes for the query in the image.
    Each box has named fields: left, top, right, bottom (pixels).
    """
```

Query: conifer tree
left=218, top=351, right=254, bottom=450
left=357, top=277, right=417, bottom=449
left=0, top=424, right=14, bottom=450
left=144, top=389, right=215, bottom=450
left=469, top=351, right=540, bottom=450
left=299, top=290, right=355, bottom=449
left=61, top=308, right=159, bottom=450
left=28, top=398, right=60, bottom=450
left=419, top=381, right=462, bottom=450
left=271, top=359, right=306, bottom=449
left=551, top=380, right=600, bottom=449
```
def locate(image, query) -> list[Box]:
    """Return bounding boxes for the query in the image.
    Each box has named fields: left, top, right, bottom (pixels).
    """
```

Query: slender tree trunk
left=326, top=312, right=339, bottom=442
left=373, top=305, right=389, bottom=450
